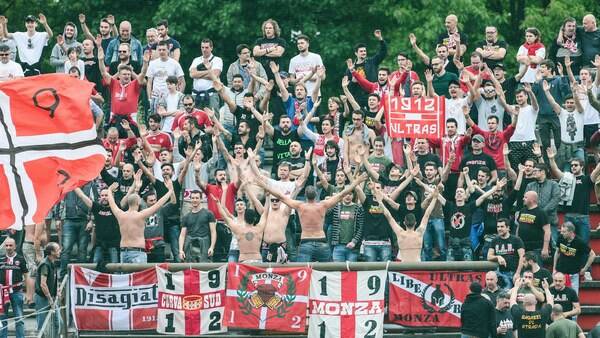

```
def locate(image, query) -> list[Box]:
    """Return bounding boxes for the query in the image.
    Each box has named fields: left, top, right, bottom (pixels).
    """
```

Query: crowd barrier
left=65, top=261, right=496, bottom=338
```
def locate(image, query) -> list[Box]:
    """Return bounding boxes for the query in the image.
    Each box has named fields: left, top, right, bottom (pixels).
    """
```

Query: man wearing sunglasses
left=0, top=14, right=53, bottom=77
left=0, top=44, right=23, bottom=82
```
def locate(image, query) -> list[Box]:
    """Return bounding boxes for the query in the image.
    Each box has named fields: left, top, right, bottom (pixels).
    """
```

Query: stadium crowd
left=1, top=10, right=600, bottom=337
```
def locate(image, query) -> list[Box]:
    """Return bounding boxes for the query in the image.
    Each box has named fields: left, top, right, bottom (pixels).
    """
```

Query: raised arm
left=38, top=14, right=53, bottom=39
left=503, top=144, right=517, bottom=182
left=78, top=14, right=95, bottom=41
left=417, top=189, right=439, bottom=234
left=542, top=80, right=562, bottom=114
left=140, top=179, right=175, bottom=218
left=96, top=37, right=112, bottom=84
left=341, top=76, right=360, bottom=111
left=545, top=147, right=564, bottom=180
left=523, top=83, right=538, bottom=112
left=255, top=178, right=301, bottom=210
left=322, top=174, right=368, bottom=209
left=73, top=187, right=93, bottom=209
left=564, top=55, right=576, bottom=85
left=475, top=178, right=506, bottom=207
left=271, top=62, right=290, bottom=102
left=409, top=33, right=431, bottom=65
left=106, top=183, right=125, bottom=218
left=136, top=51, right=150, bottom=84
left=374, top=191, right=404, bottom=237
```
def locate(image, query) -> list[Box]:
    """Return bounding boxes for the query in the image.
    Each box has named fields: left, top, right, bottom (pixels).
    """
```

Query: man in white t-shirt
left=189, top=38, right=223, bottom=111
left=474, top=79, right=506, bottom=131
left=288, top=34, right=325, bottom=98
left=502, top=84, right=539, bottom=169
left=146, top=40, right=185, bottom=114
left=0, top=44, right=23, bottom=82
left=442, top=79, right=471, bottom=135
left=0, top=14, right=53, bottom=76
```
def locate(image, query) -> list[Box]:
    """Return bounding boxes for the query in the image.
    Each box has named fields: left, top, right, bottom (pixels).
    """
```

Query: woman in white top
left=516, top=28, right=545, bottom=83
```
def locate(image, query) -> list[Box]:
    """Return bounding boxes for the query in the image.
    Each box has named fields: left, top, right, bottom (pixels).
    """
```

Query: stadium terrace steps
left=579, top=229, right=600, bottom=330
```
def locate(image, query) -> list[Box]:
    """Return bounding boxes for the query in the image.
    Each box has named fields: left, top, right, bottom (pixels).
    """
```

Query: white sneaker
left=584, top=271, right=593, bottom=281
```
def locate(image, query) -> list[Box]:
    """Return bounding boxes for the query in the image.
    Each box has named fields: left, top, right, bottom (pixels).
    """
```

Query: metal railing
left=37, top=274, right=69, bottom=338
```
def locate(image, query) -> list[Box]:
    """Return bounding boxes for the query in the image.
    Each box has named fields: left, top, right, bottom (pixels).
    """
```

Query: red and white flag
left=388, top=271, right=485, bottom=328
left=0, top=74, right=105, bottom=230
left=224, top=263, right=311, bottom=332
left=384, top=96, right=445, bottom=139
left=309, top=270, right=386, bottom=338
left=156, top=265, right=226, bottom=335
left=70, top=266, right=158, bottom=331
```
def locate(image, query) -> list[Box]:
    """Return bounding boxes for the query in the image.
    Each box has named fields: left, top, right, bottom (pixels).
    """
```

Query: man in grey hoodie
left=49, top=22, right=81, bottom=73
left=525, top=162, right=561, bottom=245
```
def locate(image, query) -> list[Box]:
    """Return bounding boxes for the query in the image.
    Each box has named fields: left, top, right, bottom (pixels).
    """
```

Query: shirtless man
left=213, top=196, right=266, bottom=263
left=377, top=188, right=438, bottom=262
left=257, top=175, right=367, bottom=262
left=107, top=181, right=174, bottom=263
left=344, top=110, right=375, bottom=168
left=262, top=192, right=292, bottom=263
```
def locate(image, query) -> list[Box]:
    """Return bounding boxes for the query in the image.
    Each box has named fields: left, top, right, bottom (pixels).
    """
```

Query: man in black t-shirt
left=510, top=276, right=553, bottom=338
left=253, top=19, right=287, bottom=80
left=459, top=134, right=498, bottom=182
left=488, top=218, right=525, bottom=288
left=577, top=15, right=600, bottom=68
left=265, top=115, right=300, bottom=172
left=74, top=187, right=120, bottom=264
left=475, top=26, right=508, bottom=69
left=548, top=152, right=600, bottom=244
left=415, top=138, right=443, bottom=177
left=517, top=191, right=551, bottom=261
left=179, top=191, right=217, bottom=263
left=437, top=14, right=468, bottom=68
left=495, top=291, right=516, bottom=338
left=554, top=222, right=596, bottom=294
left=549, top=272, right=580, bottom=320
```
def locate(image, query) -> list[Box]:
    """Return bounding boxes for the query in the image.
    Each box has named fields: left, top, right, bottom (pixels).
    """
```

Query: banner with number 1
left=156, top=265, right=227, bottom=335
left=308, top=270, right=387, bottom=338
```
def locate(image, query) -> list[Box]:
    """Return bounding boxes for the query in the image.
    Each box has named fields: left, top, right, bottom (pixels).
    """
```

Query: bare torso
left=232, top=225, right=263, bottom=262
left=117, top=211, right=146, bottom=248
left=297, top=202, right=328, bottom=239
left=263, top=206, right=290, bottom=244
left=397, top=231, right=424, bottom=262
left=347, top=129, right=370, bottom=164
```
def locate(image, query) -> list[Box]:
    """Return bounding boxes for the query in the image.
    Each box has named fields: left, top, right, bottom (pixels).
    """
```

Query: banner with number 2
left=309, top=270, right=387, bottom=338
left=156, top=265, right=227, bottom=335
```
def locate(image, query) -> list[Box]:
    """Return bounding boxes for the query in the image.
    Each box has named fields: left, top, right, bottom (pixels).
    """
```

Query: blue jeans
left=564, top=214, right=591, bottom=244
left=60, top=219, right=90, bottom=276
left=1, top=292, right=24, bottom=338
left=422, top=218, right=446, bottom=261
left=363, top=244, right=392, bottom=262
left=497, top=270, right=515, bottom=289
left=93, top=246, right=119, bottom=264
left=228, top=250, right=240, bottom=263
left=35, top=294, right=58, bottom=332
left=165, top=224, right=181, bottom=262
left=120, top=250, right=147, bottom=263
left=332, top=244, right=359, bottom=262
left=296, top=240, right=331, bottom=262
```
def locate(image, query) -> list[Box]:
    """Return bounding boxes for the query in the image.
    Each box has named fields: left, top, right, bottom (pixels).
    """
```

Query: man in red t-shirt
left=102, top=122, right=138, bottom=166
left=144, top=114, right=173, bottom=159
left=194, top=167, right=239, bottom=221
left=98, top=39, right=149, bottom=136
left=464, top=105, right=516, bottom=170
left=171, top=95, right=213, bottom=132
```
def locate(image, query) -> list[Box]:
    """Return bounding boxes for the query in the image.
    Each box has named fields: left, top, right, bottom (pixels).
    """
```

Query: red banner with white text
left=385, top=96, right=445, bottom=139
left=388, top=271, right=484, bottom=328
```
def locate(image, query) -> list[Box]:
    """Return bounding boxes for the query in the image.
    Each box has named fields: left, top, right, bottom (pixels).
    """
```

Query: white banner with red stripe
left=70, top=266, right=158, bottom=331
left=156, top=265, right=227, bottom=335
left=308, top=270, right=386, bottom=338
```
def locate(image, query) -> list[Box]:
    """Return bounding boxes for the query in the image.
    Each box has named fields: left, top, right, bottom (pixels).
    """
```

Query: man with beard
left=494, top=292, right=516, bottom=338
left=105, top=20, right=143, bottom=65
left=503, top=85, right=539, bottom=168
left=549, top=272, right=581, bottom=320
left=488, top=218, right=525, bottom=289
left=517, top=191, right=551, bottom=261
left=220, top=74, right=248, bottom=134
left=176, top=115, right=212, bottom=162
left=265, top=115, right=300, bottom=170
left=289, top=34, right=325, bottom=97
left=410, top=34, right=459, bottom=75
left=147, top=41, right=185, bottom=114
left=172, top=95, right=213, bottom=132
left=0, top=237, right=28, bottom=338
left=475, top=26, right=508, bottom=69
left=343, top=111, right=376, bottom=168
left=424, top=55, right=458, bottom=98
left=553, top=17, right=582, bottom=74
left=179, top=190, right=217, bottom=262
left=473, top=68, right=509, bottom=131
left=525, top=163, right=560, bottom=245
left=0, top=14, right=53, bottom=76
left=107, top=42, right=141, bottom=77
left=298, top=99, right=344, bottom=162
left=459, top=134, right=498, bottom=182
left=553, top=222, right=595, bottom=294
left=547, top=149, right=600, bottom=244
left=345, top=30, right=387, bottom=107
left=80, top=38, right=102, bottom=90
left=49, top=22, right=81, bottom=73
left=144, top=115, right=173, bottom=159
left=466, top=105, right=516, bottom=173
left=79, top=13, right=117, bottom=52
left=156, top=19, right=181, bottom=61
left=342, top=76, right=383, bottom=133
left=510, top=277, right=553, bottom=338
left=349, top=61, right=391, bottom=99
left=227, top=44, right=267, bottom=90
left=74, top=187, right=120, bottom=264
left=107, top=179, right=174, bottom=263
left=217, top=80, right=263, bottom=138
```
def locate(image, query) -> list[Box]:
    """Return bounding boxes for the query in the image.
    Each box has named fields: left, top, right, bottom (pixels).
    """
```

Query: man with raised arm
left=106, top=181, right=174, bottom=263
left=377, top=187, right=438, bottom=262
left=256, top=175, right=367, bottom=262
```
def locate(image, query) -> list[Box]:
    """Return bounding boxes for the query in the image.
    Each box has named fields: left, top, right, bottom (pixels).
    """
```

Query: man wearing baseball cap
left=459, top=133, right=498, bottom=183
left=0, top=14, right=53, bottom=76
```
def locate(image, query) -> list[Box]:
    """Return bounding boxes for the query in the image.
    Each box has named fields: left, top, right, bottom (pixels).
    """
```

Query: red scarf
left=522, top=42, right=544, bottom=69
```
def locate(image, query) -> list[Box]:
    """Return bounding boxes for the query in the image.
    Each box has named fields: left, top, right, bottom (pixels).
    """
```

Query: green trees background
left=2, top=0, right=599, bottom=97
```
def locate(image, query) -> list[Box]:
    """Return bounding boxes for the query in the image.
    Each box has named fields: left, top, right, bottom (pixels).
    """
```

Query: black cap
left=469, top=281, right=482, bottom=294
left=492, top=63, right=505, bottom=70
left=25, top=15, right=36, bottom=22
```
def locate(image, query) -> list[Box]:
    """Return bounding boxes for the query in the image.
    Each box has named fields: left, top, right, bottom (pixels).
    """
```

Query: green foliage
left=2, top=0, right=600, bottom=99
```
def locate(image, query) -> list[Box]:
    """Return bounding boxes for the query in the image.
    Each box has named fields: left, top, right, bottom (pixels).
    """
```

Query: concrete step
left=580, top=281, right=600, bottom=305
